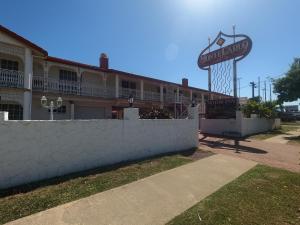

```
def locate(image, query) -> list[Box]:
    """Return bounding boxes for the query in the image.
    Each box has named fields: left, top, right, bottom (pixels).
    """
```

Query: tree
left=273, top=58, right=300, bottom=104
left=241, top=100, right=278, bottom=119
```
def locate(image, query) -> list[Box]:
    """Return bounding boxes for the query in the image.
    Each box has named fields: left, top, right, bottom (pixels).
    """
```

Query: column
left=201, top=93, right=205, bottom=114
left=77, top=68, right=81, bottom=95
left=70, top=102, right=75, bottom=120
left=115, top=74, right=119, bottom=98
left=160, top=84, right=164, bottom=109
left=190, top=90, right=193, bottom=101
left=43, top=61, right=48, bottom=92
left=140, top=80, right=144, bottom=100
left=176, top=87, right=179, bottom=103
left=23, top=48, right=33, bottom=120
left=160, top=84, right=163, bottom=102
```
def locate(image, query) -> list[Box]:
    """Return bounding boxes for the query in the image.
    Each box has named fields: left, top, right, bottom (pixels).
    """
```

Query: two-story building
left=0, top=24, right=228, bottom=120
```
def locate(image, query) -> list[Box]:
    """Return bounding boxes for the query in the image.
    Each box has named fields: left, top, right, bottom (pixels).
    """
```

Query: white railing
left=33, top=76, right=116, bottom=98
left=0, top=68, right=24, bottom=88
left=164, top=93, right=176, bottom=103
left=144, top=91, right=160, bottom=102
left=120, top=88, right=141, bottom=100
left=32, top=76, right=44, bottom=91
left=81, top=85, right=115, bottom=98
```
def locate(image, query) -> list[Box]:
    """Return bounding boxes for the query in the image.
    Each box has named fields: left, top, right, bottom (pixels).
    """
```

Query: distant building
left=0, top=25, right=229, bottom=120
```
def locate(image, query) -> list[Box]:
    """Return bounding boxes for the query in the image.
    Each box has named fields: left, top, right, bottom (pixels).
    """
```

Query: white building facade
left=0, top=25, right=228, bottom=120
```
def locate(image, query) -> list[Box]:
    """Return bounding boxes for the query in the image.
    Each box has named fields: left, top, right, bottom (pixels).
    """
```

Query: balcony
left=119, top=87, right=141, bottom=100
left=32, top=76, right=188, bottom=103
left=33, top=76, right=115, bottom=98
left=0, top=68, right=24, bottom=89
left=144, top=91, right=160, bottom=102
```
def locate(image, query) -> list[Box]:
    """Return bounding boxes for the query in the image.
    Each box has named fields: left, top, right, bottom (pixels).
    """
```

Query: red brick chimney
left=182, top=78, right=188, bottom=87
left=100, top=53, right=109, bottom=69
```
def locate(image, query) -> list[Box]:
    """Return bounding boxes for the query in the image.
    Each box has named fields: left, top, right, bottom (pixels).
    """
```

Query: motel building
left=0, top=25, right=227, bottom=120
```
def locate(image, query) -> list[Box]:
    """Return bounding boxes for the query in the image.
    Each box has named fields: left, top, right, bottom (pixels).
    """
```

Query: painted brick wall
left=0, top=108, right=198, bottom=189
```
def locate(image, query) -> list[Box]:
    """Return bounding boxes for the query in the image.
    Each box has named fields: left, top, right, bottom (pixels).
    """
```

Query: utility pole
left=258, top=76, right=260, bottom=100
left=237, top=77, right=242, bottom=98
left=249, top=81, right=256, bottom=98
left=269, top=83, right=272, bottom=101
left=263, top=80, right=267, bottom=102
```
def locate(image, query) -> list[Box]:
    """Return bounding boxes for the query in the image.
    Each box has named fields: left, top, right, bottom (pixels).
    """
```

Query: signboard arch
left=198, top=28, right=252, bottom=98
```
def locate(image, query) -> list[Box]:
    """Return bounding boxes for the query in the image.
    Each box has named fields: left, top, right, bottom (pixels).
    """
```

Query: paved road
left=199, top=134, right=300, bottom=173
left=5, top=154, right=256, bottom=225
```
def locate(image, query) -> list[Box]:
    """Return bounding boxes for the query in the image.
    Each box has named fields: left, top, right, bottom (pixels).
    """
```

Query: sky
left=0, top=0, right=299, bottom=105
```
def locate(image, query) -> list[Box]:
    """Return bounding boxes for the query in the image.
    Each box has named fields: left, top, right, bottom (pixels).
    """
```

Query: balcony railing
left=32, top=76, right=195, bottom=103
left=33, top=76, right=115, bottom=98
left=0, top=68, right=24, bottom=88
left=144, top=91, right=160, bottom=102
left=120, top=88, right=141, bottom=100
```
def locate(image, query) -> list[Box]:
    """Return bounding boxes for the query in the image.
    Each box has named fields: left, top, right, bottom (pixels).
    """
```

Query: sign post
left=198, top=27, right=252, bottom=117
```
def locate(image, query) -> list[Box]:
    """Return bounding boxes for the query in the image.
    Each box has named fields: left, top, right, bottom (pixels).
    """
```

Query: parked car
left=278, top=112, right=297, bottom=122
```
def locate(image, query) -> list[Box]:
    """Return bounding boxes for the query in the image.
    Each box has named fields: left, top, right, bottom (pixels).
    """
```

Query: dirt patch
left=189, top=150, right=215, bottom=160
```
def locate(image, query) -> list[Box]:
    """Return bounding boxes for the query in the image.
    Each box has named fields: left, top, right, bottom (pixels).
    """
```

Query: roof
left=0, top=24, right=230, bottom=96
left=47, top=55, right=212, bottom=93
left=0, top=25, right=48, bottom=55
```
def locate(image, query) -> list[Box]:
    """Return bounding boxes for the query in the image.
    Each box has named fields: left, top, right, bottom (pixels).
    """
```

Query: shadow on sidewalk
left=199, top=138, right=267, bottom=154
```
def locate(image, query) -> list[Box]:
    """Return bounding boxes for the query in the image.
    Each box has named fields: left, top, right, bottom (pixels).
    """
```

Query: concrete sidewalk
left=5, top=154, right=256, bottom=225
left=265, top=130, right=300, bottom=144
left=199, top=134, right=300, bottom=172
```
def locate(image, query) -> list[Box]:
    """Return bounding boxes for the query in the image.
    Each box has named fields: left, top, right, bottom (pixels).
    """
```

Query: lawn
left=167, top=165, right=300, bottom=225
left=0, top=148, right=208, bottom=225
left=250, top=124, right=300, bottom=140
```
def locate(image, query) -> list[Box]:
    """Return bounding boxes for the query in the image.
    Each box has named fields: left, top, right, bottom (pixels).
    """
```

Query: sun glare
left=183, top=0, right=214, bottom=12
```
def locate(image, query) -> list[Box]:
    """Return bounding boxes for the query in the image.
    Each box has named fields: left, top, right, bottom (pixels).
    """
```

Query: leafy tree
left=242, top=100, right=278, bottom=119
left=273, top=58, right=300, bottom=103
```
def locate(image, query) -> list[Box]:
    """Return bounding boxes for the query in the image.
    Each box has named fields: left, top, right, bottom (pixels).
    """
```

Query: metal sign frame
left=198, top=28, right=252, bottom=98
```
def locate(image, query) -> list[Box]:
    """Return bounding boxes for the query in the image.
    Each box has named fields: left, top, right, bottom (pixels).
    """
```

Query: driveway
left=199, top=134, right=300, bottom=173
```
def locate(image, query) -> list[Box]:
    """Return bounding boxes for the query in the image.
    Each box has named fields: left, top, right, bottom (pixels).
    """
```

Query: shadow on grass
left=0, top=148, right=200, bottom=198
left=284, top=135, right=300, bottom=141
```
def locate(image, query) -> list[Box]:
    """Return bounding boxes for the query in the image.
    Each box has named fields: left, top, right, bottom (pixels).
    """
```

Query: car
left=278, top=112, right=297, bottom=122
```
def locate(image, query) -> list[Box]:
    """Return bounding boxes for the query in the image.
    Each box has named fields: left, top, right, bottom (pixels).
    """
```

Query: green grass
left=167, top=165, right=300, bottom=225
left=0, top=149, right=203, bottom=225
left=250, top=125, right=300, bottom=140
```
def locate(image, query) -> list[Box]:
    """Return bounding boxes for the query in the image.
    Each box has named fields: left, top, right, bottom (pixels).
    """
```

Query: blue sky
left=1, top=0, right=299, bottom=104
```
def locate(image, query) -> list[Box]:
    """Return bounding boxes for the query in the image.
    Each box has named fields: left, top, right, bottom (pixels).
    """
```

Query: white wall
left=200, top=111, right=281, bottom=137
left=0, top=107, right=198, bottom=189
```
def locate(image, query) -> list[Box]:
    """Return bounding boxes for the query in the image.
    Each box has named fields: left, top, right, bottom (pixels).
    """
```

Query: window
left=121, top=80, right=136, bottom=89
left=0, top=103, right=23, bottom=120
left=59, top=70, right=77, bottom=82
left=121, top=80, right=129, bottom=88
left=0, top=59, right=18, bottom=71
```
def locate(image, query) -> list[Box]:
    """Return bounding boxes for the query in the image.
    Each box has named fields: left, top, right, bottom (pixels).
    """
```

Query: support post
left=70, top=102, right=75, bottom=120
left=140, top=80, right=144, bottom=100
left=115, top=74, right=119, bottom=98
left=160, top=84, right=164, bottom=109
left=43, top=61, right=48, bottom=92
left=23, top=48, right=33, bottom=120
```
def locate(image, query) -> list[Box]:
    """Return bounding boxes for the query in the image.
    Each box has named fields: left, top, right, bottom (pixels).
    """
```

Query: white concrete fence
left=0, top=107, right=198, bottom=189
left=200, top=111, right=281, bottom=137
